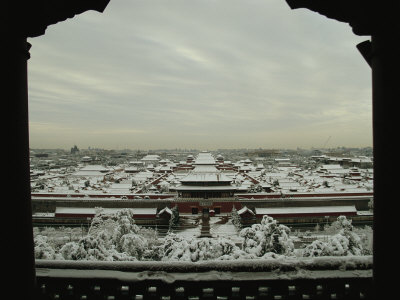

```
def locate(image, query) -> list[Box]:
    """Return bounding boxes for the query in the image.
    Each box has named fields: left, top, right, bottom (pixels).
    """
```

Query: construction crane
left=323, top=136, right=331, bottom=149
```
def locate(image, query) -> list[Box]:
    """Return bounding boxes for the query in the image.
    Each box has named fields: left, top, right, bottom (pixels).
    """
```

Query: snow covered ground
left=209, top=216, right=243, bottom=243
left=172, top=215, right=201, bottom=238
left=169, top=215, right=242, bottom=243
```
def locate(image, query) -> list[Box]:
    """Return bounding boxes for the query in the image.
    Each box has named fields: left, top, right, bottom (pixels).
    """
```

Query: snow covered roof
left=79, top=165, right=110, bottom=172
left=129, top=161, right=144, bottom=165
left=132, top=171, right=154, bottom=180
left=110, top=183, right=132, bottom=189
left=351, top=157, right=372, bottom=163
left=193, top=152, right=216, bottom=165
left=180, top=172, right=232, bottom=183
left=124, top=166, right=139, bottom=172
left=237, top=206, right=255, bottom=215
left=239, top=166, right=252, bottom=171
left=55, top=207, right=157, bottom=215
left=72, top=165, right=110, bottom=177
left=192, top=165, right=219, bottom=172
left=72, top=171, right=106, bottom=177
left=157, top=207, right=172, bottom=215
left=33, top=212, right=55, bottom=217
left=107, top=183, right=132, bottom=194
left=176, top=185, right=236, bottom=191
left=265, top=172, right=286, bottom=178
left=141, top=155, right=160, bottom=161
left=159, top=166, right=172, bottom=171
left=320, top=164, right=343, bottom=170
left=255, top=205, right=357, bottom=215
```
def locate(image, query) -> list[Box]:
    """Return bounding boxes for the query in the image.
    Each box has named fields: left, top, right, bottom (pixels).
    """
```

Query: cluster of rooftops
left=30, top=151, right=373, bottom=198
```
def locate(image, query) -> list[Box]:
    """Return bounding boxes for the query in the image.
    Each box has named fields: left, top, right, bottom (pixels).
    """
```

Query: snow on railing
left=35, top=256, right=373, bottom=299
left=36, top=255, right=372, bottom=276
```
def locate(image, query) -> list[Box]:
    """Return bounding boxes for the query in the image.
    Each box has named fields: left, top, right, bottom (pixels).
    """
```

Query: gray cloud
left=27, top=0, right=372, bottom=150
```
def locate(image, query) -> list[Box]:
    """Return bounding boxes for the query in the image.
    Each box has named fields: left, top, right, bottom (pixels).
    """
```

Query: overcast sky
left=27, top=0, right=372, bottom=151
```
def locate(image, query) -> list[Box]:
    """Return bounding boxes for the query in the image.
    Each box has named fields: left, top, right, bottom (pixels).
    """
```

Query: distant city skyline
left=30, top=145, right=373, bottom=153
left=27, top=0, right=372, bottom=150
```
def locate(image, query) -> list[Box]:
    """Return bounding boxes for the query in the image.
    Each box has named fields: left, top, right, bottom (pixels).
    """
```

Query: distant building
left=141, top=154, right=160, bottom=166
left=31, top=149, right=374, bottom=227
left=72, top=165, right=110, bottom=177
left=81, top=156, right=92, bottom=162
left=70, top=145, right=79, bottom=155
left=176, top=152, right=236, bottom=199
left=174, top=152, right=238, bottom=214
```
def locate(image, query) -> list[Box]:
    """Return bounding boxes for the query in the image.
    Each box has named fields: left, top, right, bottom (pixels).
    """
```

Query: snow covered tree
left=159, top=181, right=170, bottom=193
left=231, top=206, right=242, bottom=231
left=161, top=233, right=191, bottom=261
left=186, top=237, right=244, bottom=261
left=248, top=184, right=262, bottom=193
left=239, top=215, right=294, bottom=257
left=59, top=208, right=159, bottom=261
left=302, top=239, right=331, bottom=257
left=59, top=234, right=113, bottom=261
left=34, top=235, right=61, bottom=260
left=368, top=198, right=373, bottom=211
left=302, top=216, right=366, bottom=257
left=168, top=205, right=180, bottom=231
left=161, top=233, right=244, bottom=262
left=354, top=226, right=373, bottom=255
left=335, top=216, right=364, bottom=255
left=118, top=233, right=148, bottom=259
left=111, top=209, right=141, bottom=243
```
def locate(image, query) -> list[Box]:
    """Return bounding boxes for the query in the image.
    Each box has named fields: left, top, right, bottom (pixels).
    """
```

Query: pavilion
left=174, top=152, right=238, bottom=214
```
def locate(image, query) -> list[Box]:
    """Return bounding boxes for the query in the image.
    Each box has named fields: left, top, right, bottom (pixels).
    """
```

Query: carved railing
left=35, top=256, right=373, bottom=299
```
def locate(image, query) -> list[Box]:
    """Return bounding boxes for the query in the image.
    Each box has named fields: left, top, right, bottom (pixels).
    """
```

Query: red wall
left=237, top=192, right=372, bottom=199
left=255, top=211, right=357, bottom=218
left=173, top=201, right=241, bottom=213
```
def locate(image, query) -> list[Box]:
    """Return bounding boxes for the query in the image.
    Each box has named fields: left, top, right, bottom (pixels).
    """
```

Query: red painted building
left=173, top=152, right=238, bottom=214
left=255, top=206, right=357, bottom=219
left=55, top=207, right=158, bottom=219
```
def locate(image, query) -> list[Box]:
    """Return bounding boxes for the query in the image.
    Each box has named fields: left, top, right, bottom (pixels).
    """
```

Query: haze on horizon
left=27, top=0, right=372, bottom=151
